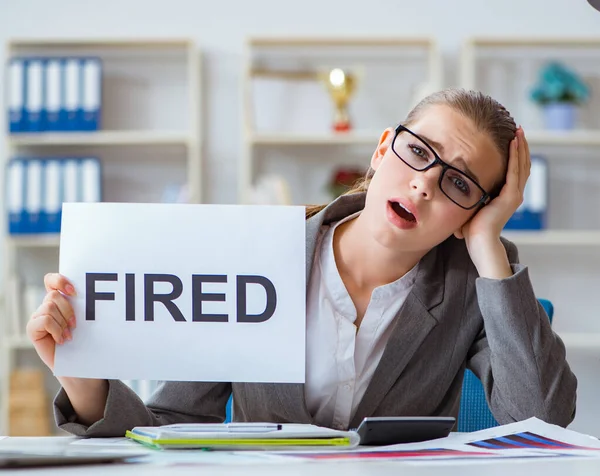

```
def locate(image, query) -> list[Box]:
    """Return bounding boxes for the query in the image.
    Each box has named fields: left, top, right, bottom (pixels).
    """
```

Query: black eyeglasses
left=391, top=124, right=491, bottom=210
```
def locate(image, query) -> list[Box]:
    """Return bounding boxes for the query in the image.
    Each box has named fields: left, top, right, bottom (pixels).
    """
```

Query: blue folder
left=6, top=156, right=103, bottom=235
left=9, top=55, right=103, bottom=133
left=64, top=58, right=81, bottom=131
left=6, top=159, right=25, bottom=234
left=8, top=58, right=26, bottom=133
left=80, top=57, right=102, bottom=131
left=43, top=58, right=63, bottom=132
left=41, top=159, right=63, bottom=233
left=24, top=58, right=44, bottom=132
left=505, top=156, right=548, bottom=230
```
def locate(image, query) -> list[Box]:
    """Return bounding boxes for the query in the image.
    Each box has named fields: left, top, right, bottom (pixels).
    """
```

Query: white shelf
left=6, top=235, right=60, bottom=248
left=248, top=36, right=435, bottom=47
left=250, top=132, right=381, bottom=146
left=8, top=38, right=193, bottom=48
left=5, top=336, right=34, bottom=350
left=249, top=130, right=600, bottom=148
left=8, top=131, right=192, bottom=147
left=503, top=230, right=600, bottom=246
left=526, top=130, right=600, bottom=147
left=560, top=333, right=600, bottom=349
left=465, top=37, right=600, bottom=48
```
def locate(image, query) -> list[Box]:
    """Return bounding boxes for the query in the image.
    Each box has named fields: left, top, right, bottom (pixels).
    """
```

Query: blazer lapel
left=349, top=246, right=445, bottom=429
left=304, top=193, right=366, bottom=279
left=273, top=193, right=368, bottom=424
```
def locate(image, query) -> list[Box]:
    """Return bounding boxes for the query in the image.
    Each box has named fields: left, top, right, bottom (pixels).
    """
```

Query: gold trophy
left=323, top=68, right=356, bottom=132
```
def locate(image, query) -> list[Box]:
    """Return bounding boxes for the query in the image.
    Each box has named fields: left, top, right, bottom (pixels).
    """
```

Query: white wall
left=1, top=0, right=600, bottom=204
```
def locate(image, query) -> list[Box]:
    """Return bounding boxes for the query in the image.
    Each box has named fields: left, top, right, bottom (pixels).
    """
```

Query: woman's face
left=363, top=104, right=506, bottom=254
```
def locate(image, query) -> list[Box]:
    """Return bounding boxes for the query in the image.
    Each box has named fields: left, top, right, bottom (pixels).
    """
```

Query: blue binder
left=6, top=159, right=25, bottom=234
left=80, top=157, right=102, bottom=202
left=25, top=58, right=44, bottom=132
left=80, top=58, right=102, bottom=131
left=62, top=158, right=81, bottom=204
left=24, top=159, right=44, bottom=233
left=8, top=58, right=26, bottom=133
left=42, top=159, right=63, bottom=233
left=43, top=58, right=63, bottom=132
left=64, top=58, right=81, bottom=131
left=505, top=156, right=548, bottom=230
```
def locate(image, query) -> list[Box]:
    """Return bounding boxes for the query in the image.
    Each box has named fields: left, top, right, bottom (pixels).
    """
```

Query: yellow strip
left=125, top=430, right=351, bottom=447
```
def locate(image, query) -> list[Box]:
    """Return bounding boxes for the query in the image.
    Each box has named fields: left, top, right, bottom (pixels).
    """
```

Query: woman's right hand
left=26, top=274, right=110, bottom=426
left=26, top=273, right=77, bottom=371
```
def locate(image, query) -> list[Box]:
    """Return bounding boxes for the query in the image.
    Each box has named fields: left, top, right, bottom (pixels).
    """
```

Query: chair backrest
left=225, top=394, right=233, bottom=423
left=457, top=299, right=554, bottom=432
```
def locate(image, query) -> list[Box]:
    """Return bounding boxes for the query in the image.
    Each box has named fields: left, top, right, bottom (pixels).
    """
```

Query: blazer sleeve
left=466, top=238, right=577, bottom=428
left=53, top=380, right=232, bottom=437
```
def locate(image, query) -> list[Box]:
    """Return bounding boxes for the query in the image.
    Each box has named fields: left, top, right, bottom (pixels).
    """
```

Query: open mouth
left=389, top=201, right=417, bottom=223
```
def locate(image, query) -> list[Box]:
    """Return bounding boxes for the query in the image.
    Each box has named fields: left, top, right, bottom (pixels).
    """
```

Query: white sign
left=54, top=202, right=306, bottom=383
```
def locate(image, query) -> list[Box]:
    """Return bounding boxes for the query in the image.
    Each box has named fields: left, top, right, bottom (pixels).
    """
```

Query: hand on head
left=455, top=125, right=531, bottom=243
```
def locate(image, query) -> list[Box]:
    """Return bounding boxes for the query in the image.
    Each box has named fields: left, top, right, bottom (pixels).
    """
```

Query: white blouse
left=304, top=212, right=419, bottom=430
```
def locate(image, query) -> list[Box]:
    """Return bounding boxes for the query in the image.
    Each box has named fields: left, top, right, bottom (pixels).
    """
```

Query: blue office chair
left=225, top=394, right=233, bottom=423
left=457, top=298, right=554, bottom=432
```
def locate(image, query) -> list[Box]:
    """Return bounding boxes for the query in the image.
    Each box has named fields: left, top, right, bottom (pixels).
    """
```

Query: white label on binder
left=81, top=159, right=101, bottom=202
left=46, top=60, right=62, bottom=113
left=44, top=160, right=62, bottom=213
left=25, top=160, right=43, bottom=213
left=83, top=59, right=101, bottom=111
left=528, top=159, right=548, bottom=213
left=27, top=60, right=43, bottom=112
left=7, top=161, right=24, bottom=213
left=9, top=60, right=24, bottom=111
left=65, top=59, right=80, bottom=111
left=63, top=160, right=80, bottom=202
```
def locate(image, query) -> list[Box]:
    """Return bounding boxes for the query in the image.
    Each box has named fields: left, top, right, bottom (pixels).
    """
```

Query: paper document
left=276, top=418, right=600, bottom=461
left=55, top=202, right=306, bottom=383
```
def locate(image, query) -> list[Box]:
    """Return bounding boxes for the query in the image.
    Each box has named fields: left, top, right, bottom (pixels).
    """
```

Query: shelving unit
left=0, top=37, right=202, bottom=435
left=240, top=36, right=443, bottom=205
left=460, top=36, right=600, bottom=436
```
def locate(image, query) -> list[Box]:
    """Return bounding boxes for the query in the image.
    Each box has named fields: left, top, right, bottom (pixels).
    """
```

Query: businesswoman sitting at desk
left=27, top=88, right=577, bottom=436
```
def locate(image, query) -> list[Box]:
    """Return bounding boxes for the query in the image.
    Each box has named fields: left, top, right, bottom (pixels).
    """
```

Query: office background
left=1, top=0, right=600, bottom=437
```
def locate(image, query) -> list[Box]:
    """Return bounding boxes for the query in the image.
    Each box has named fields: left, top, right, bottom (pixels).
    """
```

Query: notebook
left=126, top=422, right=360, bottom=450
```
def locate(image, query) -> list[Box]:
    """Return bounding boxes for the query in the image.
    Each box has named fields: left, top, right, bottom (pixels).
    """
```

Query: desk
left=2, top=437, right=600, bottom=475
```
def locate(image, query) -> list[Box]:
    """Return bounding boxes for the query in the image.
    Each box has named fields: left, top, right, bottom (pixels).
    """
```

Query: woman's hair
left=306, top=88, right=517, bottom=219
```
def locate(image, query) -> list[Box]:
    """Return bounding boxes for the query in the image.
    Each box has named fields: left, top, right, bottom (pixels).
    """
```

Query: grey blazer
left=54, top=193, right=577, bottom=436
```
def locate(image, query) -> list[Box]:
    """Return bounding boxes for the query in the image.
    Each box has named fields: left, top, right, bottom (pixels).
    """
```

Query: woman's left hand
left=456, top=126, right=531, bottom=278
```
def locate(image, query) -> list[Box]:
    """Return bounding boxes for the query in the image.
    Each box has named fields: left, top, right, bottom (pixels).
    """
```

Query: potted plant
left=530, top=62, right=590, bottom=130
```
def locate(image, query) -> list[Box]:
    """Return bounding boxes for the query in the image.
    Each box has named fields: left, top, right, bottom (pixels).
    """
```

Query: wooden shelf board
left=8, top=130, right=191, bottom=146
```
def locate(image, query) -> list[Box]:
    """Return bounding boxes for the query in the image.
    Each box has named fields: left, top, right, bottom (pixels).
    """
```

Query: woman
left=27, top=89, right=577, bottom=437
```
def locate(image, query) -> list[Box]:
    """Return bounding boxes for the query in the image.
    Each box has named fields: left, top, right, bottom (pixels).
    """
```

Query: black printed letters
left=85, top=273, right=277, bottom=323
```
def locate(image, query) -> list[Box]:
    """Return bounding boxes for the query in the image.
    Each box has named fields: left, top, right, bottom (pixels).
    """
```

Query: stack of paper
left=126, top=423, right=360, bottom=450
left=276, top=418, right=600, bottom=462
